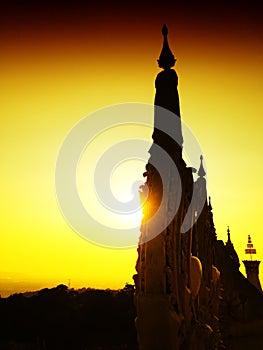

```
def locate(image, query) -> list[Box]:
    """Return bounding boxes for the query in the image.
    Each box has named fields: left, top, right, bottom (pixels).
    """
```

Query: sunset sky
left=1, top=1, right=263, bottom=296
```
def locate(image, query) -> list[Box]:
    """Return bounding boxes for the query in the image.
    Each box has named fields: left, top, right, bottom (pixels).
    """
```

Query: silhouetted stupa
left=134, top=25, right=263, bottom=350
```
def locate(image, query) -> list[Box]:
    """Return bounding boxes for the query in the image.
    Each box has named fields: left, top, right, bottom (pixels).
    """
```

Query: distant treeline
left=0, top=283, right=138, bottom=350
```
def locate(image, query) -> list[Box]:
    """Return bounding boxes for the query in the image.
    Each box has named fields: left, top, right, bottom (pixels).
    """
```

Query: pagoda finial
left=227, top=226, right=231, bottom=242
left=162, top=24, right=168, bottom=36
left=245, top=234, right=257, bottom=260
left=198, top=155, right=206, bottom=178
left=157, top=24, right=176, bottom=69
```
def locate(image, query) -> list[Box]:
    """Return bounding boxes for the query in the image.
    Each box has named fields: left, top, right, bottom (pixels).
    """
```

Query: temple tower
left=134, top=25, right=221, bottom=350
left=134, top=24, right=194, bottom=350
left=243, top=235, right=262, bottom=292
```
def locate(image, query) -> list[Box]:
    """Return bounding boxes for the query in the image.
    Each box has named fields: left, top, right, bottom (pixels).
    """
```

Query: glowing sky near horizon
left=1, top=1, right=263, bottom=295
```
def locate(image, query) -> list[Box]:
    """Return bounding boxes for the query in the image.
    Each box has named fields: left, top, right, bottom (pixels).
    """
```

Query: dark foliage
left=0, top=284, right=138, bottom=350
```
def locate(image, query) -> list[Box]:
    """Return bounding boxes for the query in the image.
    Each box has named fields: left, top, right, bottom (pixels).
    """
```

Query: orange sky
left=1, top=1, right=263, bottom=296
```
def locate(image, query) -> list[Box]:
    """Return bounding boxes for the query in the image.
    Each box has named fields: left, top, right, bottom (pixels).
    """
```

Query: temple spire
left=198, top=155, right=206, bottom=178
left=158, top=24, right=176, bottom=69
left=227, top=226, right=231, bottom=242
left=225, top=227, right=240, bottom=269
left=245, top=235, right=256, bottom=260
left=153, top=24, right=183, bottom=153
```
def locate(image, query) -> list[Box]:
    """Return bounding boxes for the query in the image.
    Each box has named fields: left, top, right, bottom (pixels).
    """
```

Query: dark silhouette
left=0, top=284, right=138, bottom=350
left=134, top=25, right=263, bottom=350
left=153, top=25, right=183, bottom=158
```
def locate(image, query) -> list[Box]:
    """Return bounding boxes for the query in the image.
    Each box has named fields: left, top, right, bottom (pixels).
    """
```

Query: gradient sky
left=1, top=1, right=263, bottom=296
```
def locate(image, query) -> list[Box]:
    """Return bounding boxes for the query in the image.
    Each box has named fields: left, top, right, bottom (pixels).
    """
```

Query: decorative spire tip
left=198, top=155, right=206, bottom=178
left=245, top=234, right=256, bottom=257
left=162, top=24, right=168, bottom=36
left=158, top=24, right=176, bottom=69
left=227, top=226, right=231, bottom=242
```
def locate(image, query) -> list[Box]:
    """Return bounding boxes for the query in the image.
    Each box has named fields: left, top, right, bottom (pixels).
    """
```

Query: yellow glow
left=1, top=22, right=263, bottom=296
